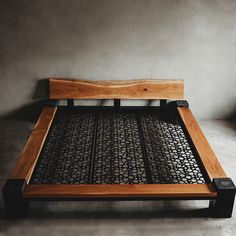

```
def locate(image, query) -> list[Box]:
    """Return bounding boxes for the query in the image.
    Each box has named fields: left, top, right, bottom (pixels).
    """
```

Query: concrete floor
left=0, top=119, right=236, bottom=236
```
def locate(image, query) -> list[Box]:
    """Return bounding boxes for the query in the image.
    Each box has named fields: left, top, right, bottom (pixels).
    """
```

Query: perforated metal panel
left=30, top=107, right=207, bottom=184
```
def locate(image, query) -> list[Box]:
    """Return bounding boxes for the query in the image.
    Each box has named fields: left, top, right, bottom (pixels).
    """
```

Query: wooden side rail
left=24, top=184, right=216, bottom=199
left=177, top=107, right=226, bottom=180
left=49, top=78, right=184, bottom=100
left=10, top=106, right=57, bottom=183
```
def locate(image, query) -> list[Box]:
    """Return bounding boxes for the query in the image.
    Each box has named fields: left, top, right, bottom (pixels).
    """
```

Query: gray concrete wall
left=0, top=0, right=236, bottom=120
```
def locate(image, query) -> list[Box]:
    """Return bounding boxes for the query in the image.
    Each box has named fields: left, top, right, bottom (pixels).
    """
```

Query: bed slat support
left=136, top=115, right=153, bottom=184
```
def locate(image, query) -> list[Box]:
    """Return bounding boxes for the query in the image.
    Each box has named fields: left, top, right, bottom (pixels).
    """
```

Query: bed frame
left=2, top=78, right=235, bottom=219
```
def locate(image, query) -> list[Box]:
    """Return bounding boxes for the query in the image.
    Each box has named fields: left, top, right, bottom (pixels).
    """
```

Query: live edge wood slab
left=2, top=78, right=235, bottom=219
left=49, top=78, right=184, bottom=100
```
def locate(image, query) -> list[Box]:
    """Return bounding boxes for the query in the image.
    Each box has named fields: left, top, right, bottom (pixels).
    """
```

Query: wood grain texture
left=10, top=106, right=57, bottom=182
left=24, top=184, right=216, bottom=198
left=49, top=78, right=184, bottom=100
left=177, top=107, right=226, bottom=180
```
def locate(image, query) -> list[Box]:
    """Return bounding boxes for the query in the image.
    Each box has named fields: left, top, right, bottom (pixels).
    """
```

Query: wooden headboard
left=49, top=78, right=184, bottom=100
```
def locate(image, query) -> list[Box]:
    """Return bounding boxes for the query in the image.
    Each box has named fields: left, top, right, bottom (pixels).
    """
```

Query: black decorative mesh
left=30, top=107, right=207, bottom=184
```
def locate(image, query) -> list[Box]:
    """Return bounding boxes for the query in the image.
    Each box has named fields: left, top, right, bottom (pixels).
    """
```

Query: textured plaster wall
left=0, top=0, right=236, bottom=119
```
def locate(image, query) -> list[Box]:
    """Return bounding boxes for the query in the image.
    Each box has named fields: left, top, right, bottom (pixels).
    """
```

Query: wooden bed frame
left=2, top=78, right=235, bottom=219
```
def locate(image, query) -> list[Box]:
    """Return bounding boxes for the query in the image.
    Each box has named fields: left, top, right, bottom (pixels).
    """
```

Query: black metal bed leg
left=67, top=99, right=74, bottom=106
left=209, top=178, right=236, bottom=218
left=114, top=99, right=120, bottom=108
left=160, top=99, right=167, bottom=108
left=2, top=179, right=29, bottom=219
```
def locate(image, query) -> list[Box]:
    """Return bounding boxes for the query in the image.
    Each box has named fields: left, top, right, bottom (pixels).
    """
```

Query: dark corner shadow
left=226, top=108, right=236, bottom=121
left=223, top=104, right=236, bottom=133
left=0, top=79, right=49, bottom=122
left=25, top=206, right=211, bottom=220
left=1, top=100, right=47, bottom=122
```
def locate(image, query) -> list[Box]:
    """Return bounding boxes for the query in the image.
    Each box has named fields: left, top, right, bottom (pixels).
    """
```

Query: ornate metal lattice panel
left=31, top=109, right=96, bottom=184
left=30, top=107, right=207, bottom=184
left=92, top=111, right=147, bottom=184
left=139, top=111, right=206, bottom=184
